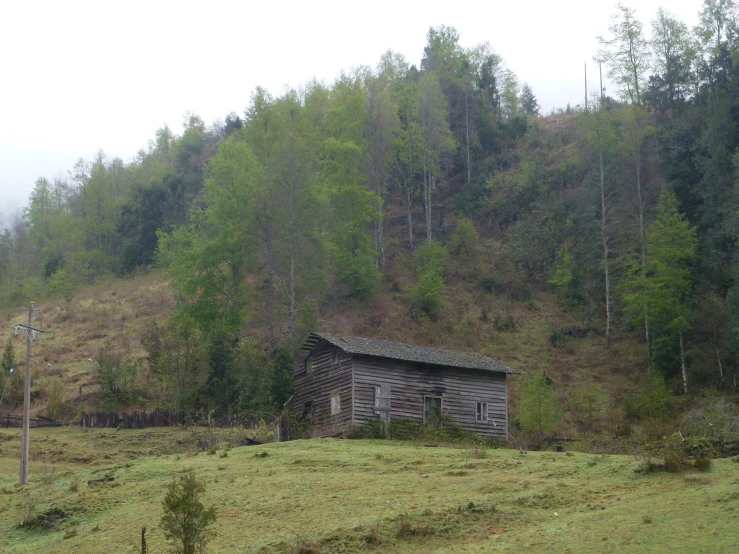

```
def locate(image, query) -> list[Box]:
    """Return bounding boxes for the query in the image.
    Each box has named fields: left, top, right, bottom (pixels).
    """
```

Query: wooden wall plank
left=352, top=355, right=508, bottom=438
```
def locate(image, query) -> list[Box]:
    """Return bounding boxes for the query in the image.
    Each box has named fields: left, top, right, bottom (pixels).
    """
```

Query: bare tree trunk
left=406, top=185, right=414, bottom=250
left=599, top=151, right=611, bottom=349
left=679, top=331, right=688, bottom=394
left=423, top=155, right=431, bottom=240
left=378, top=200, right=385, bottom=267
left=465, top=91, right=470, bottom=187
left=714, top=344, right=724, bottom=381
left=427, top=174, right=434, bottom=240
left=632, top=112, right=650, bottom=357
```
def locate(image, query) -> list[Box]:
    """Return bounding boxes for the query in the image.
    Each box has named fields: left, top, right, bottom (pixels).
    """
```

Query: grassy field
left=0, top=428, right=737, bottom=553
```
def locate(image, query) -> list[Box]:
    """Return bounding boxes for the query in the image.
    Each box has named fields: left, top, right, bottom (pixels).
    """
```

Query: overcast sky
left=0, top=0, right=701, bottom=225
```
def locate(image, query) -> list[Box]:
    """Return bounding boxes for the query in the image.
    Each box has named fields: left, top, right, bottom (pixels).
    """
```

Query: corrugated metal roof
left=301, top=332, right=518, bottom=374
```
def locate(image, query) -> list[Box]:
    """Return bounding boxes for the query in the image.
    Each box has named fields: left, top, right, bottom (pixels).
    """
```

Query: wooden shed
left=293, top=332, right=518, bottom=438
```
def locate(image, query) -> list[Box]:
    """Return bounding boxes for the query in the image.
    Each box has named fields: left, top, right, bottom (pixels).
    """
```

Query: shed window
left=476, top=402, right=488, bottom=422
left=331, top=391, right=341, bottom=415
left=332, top=348, right=340, bottom=365
left=373, top=386, right=381, bottom=414
left=304, top=356, right=313, bottom=375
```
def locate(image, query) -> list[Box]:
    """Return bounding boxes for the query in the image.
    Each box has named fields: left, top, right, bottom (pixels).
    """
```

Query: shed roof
left=301, top=332, right=518, bottom=374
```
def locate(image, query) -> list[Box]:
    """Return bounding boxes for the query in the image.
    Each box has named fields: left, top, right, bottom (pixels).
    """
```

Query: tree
left=519, top=373, right=562, bottom=437
left=410, top=240, right=447, bottom=318
left=1, top=341, right=21, bottom=403
left=364, top=69, right=399, bottom=268
left=418, top=73, right=454, bottom=239
left=622, top=190, right=698, bottom=393
left=597, top=3, right=650, bottom=105
left=581, top=102, right=618, bottom=347
left=161, top=471, right=217, bottom=554
left=520, top=83, right=540, bottom=116
left=696, top=0, right=738, bottom=85
left=649, top=8, right=696, bottom=108
left=158, top=136, right=264, bottom=335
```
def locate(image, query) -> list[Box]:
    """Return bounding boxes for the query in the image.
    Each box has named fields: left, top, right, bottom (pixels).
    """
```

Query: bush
left=478, top=276, right=500, bottom=294
left=348, top=418, right=502, bottom=447
left=518, top=373, right=562, bottom=439
left=694, top=457, right=712, bottom=472
left=96, top=343, right=144, bottom=408
left=681, top=396, right=739, bottom=443
left=449, top=218, right=479, bottom=260
left=334, top=230, right=381, bottom=300
left=622, top=369, right=672, bottom=421
left=410, top=268, right=446, bottom=318
left=492, top=313, right=515, bottom=332
left=46, top=377, right=64, bottom=420
left=161, top=471, right=216, bottom=554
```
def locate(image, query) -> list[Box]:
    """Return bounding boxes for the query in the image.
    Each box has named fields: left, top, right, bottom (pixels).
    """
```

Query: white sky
left=0, top=0, right=701, bottom=225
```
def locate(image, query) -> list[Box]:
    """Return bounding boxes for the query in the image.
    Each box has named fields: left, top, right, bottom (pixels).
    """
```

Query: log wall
left=293, top=341, right=353, bottom=428
left=352, top=354, right=508, bottom=438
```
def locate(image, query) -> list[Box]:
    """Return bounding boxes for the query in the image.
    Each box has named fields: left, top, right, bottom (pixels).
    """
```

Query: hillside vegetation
left=2, top=1, right=739, bottom=447
left=1, top=428, right=738, bottom=553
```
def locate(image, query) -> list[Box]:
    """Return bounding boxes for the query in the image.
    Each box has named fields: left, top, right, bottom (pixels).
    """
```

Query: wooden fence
left=1, top=414, right=63, bottom=428
left=78, top=410, right=265, bottom=430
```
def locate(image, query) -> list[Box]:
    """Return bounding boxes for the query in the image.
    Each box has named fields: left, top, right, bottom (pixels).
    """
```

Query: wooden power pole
left=15, top=301, right=49, bottom=485
left=584, top=62, right=588, bottom=111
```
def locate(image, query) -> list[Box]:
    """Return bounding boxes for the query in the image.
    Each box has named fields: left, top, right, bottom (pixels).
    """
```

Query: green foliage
left=334, top=230, right=381, bottom=300
left=411, top=239, right=448, bottom=318
left=414, top=239, right=447, bottom=275
left=449, top=218, right=478, bottom=260
left=142, top=316, right=203, bottom=412
left=1, top=341, right=22, bottom=403
left=348, top=418, right=501, bottom=447
left=161, top=471, right=217, bottom=554
left=47, top=268, right=76, bottom=318
left=46, top=377, right=64, bottom=420
left=1, top=341, right=16, bottom=374
left=96, top=343, right=144, bottom=409
left=621, top=190, right=697, bottom=374
left=569, top=383, right=606, bottom=428
left=622, top=368, right=673, bottom=421
left=410, top=268, right=446, bottom=318
left=518, top=373, right=562, bottom=437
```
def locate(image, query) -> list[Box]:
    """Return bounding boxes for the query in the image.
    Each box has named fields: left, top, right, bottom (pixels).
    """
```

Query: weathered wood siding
left=293, top=341, right=353, bottom=427
left=352, top=355, right=508, bottom=437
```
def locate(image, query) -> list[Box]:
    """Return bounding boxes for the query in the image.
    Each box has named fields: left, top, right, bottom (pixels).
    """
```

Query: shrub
left=681, top=396, right=739, bottom=443
left=46, top=377, right=64, bottom=420
left=449, top=218, right=479, bottom=260
left=96, top=342, right=144, bottom=408
left=622, top=369, right=672, bottom=421
left=334, top=230, right=381, bottom=300
left=518, top=373, right=562, bottom=438
left=478, top=276, right=499, bottom=294
left=161, top=471, right=216, bottom=554
left=410, top=268, right=446, bottom=318
left=694, top=457, right=712, bottom=471
left=492, top=313, right=515, bottom=332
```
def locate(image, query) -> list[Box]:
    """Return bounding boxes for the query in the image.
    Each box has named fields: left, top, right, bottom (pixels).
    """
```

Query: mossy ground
left=0, top=428, right=737, bottom=553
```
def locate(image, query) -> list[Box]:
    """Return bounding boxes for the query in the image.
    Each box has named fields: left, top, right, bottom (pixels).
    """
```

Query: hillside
left=4, top=12, right=739, bottom=443
left=0, top=255, right=646, bottom=435
left=0, top=428, right=737, bottom=553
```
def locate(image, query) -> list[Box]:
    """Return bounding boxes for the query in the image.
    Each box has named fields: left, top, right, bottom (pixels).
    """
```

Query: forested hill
left=2, top=3, right=739, bottom=437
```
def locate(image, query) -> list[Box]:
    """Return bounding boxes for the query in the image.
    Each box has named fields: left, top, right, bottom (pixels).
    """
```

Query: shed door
left=376, top=383, right=391, bottom=423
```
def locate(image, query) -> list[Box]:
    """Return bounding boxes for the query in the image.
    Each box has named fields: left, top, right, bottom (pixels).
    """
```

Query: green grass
left=0, top=428, right=737, bottom=553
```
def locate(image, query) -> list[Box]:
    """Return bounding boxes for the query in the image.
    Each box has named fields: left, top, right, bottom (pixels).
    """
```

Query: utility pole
left=15, top=301, right=49, bottom=485
left=599, top=62, right=604, bottom=105
left=584, top=62, right=588, bottom=111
